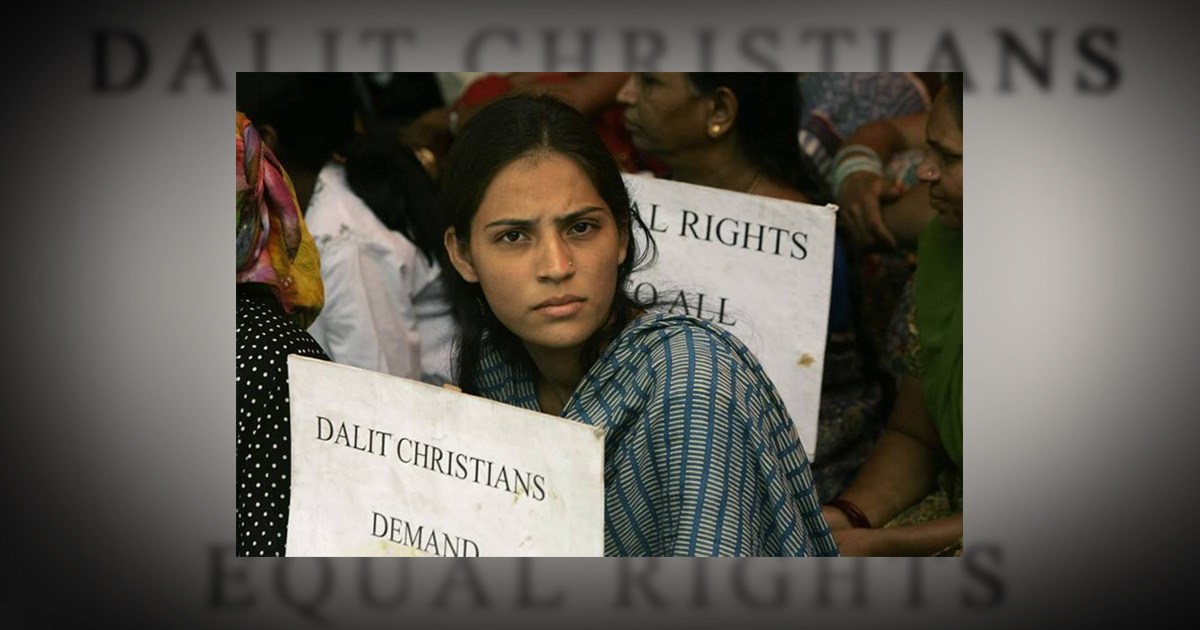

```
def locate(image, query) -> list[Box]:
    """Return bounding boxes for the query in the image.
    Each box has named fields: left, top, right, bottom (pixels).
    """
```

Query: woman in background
left=237, top=73, right=456, bottom=384
left=617, top=72, right=828, bottom=203
left=617, top=72, right=883, bottom=502
left=235, top=112, right=330, bottom=556
left=822, top=75, right=964, bottom=556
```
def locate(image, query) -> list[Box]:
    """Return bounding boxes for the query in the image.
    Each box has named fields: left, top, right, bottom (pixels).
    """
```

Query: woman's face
left=917, top=90, right=964, bottom=231
left=617, top=72, right=710, bottom=159
left=445, top=152, right=628, bottom=356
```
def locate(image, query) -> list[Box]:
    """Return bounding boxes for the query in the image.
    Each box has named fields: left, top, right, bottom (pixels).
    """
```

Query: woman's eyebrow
left=927, top=137, right=961, bottom=158
left=482, top=217, right=536, bottom=230
left=483, top=206, right=606, bottom=230
left=554, top=206, right=606, bottom=225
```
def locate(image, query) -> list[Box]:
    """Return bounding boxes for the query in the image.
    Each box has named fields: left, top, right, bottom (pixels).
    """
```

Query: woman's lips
left=534, top=297, right=587, bottom=318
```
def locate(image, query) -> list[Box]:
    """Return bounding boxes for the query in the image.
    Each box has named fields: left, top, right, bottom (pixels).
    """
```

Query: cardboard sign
left=285, top=355, right=606, bottom=557
left=624, top=175, right=836, bottom=453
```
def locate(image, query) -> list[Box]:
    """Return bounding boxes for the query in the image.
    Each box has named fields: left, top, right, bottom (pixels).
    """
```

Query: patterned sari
left=475, top=313, right=839, bottom=557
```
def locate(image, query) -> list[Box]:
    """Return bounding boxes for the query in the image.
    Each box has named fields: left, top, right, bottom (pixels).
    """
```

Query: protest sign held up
left=286, top=356, right=606, bottom=557
left=624, top=175, right=837, bottom=452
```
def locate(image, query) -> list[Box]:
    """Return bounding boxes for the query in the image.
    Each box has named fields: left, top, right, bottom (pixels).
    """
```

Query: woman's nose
left=616, top=74, right=638, bottom=106
left=917, top=151, right=941, bottom=183
left=537, top=234, right=575, bottom=281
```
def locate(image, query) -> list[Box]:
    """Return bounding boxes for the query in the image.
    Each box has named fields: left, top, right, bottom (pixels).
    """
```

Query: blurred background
left=3, top=0, right=1196, bottom=627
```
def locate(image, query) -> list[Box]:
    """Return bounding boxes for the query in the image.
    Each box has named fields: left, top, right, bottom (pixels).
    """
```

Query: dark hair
left=943, top=72, right=964, bottom=129
left=238, top=73, right=444, bottom=262
left=343, top=135, right=444, bottom=264
left=440, top=95, right=656, bottom=394
left=686, top=73, right=831, bottom=204
left=235, top=73, right=356, bottom=173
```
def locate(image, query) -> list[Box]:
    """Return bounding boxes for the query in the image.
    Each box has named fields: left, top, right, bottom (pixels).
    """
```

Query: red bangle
left=826, top=498, right=872, bottom=529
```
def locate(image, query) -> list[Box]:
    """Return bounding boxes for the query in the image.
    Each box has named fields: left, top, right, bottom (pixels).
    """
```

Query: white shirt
left=304, top=163, right=456, bottom=384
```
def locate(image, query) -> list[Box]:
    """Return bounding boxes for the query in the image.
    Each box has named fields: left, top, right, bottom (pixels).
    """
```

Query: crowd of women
left=235, top=72, right=963, bottom=557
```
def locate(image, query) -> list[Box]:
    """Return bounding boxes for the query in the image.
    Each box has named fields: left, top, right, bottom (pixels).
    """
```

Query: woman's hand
left=834, top=514, right=963, bottom=557
left=822, top=505, right=852, bottom=531
left=834, top=112, right=927, bottom=249
left=837, top=170, right=902, bottom=249
left=833, top=527, right=888, bottom=557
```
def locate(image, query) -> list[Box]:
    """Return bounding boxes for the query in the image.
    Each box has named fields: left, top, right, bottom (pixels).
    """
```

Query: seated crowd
left=235, top=72, right=964, bottom=557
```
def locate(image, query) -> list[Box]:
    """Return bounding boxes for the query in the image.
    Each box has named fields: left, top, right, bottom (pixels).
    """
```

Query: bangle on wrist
left=826, top=498, right=873, bottom=529
left=832, top=144, right=885, bottom=198
left=834, top=144, right=882, bottom=165
left=832, top=157, right=884, bottom=198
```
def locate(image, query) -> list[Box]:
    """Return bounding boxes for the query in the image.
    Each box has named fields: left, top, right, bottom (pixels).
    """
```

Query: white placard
left=285, top=355, right=606, bottom=557
left=624, top=175, right=836, bottom=453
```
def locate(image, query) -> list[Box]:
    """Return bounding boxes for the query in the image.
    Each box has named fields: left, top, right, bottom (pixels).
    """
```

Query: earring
left=711, top=124, right=722, bottom=135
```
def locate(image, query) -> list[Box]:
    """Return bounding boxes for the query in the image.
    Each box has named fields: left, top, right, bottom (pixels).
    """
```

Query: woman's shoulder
left=308, top=164, right=413, bottom=254
left=237, top=286, right=330, bottom=360
left=596, top=314, right=789, bottom=437
left=613, top=313, right=763, bottom=379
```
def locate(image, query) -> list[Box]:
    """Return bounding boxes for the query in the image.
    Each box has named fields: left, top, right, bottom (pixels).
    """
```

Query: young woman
left=440, top=95, right=837, bottom=556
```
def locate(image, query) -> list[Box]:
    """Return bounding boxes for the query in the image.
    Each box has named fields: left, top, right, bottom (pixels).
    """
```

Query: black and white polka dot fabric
left=236, top=285, right=329, bottom=557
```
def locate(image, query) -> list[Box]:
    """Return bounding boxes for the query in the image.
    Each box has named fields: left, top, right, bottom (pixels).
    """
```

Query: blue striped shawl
left=476, top=313, right=839, bottom=557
